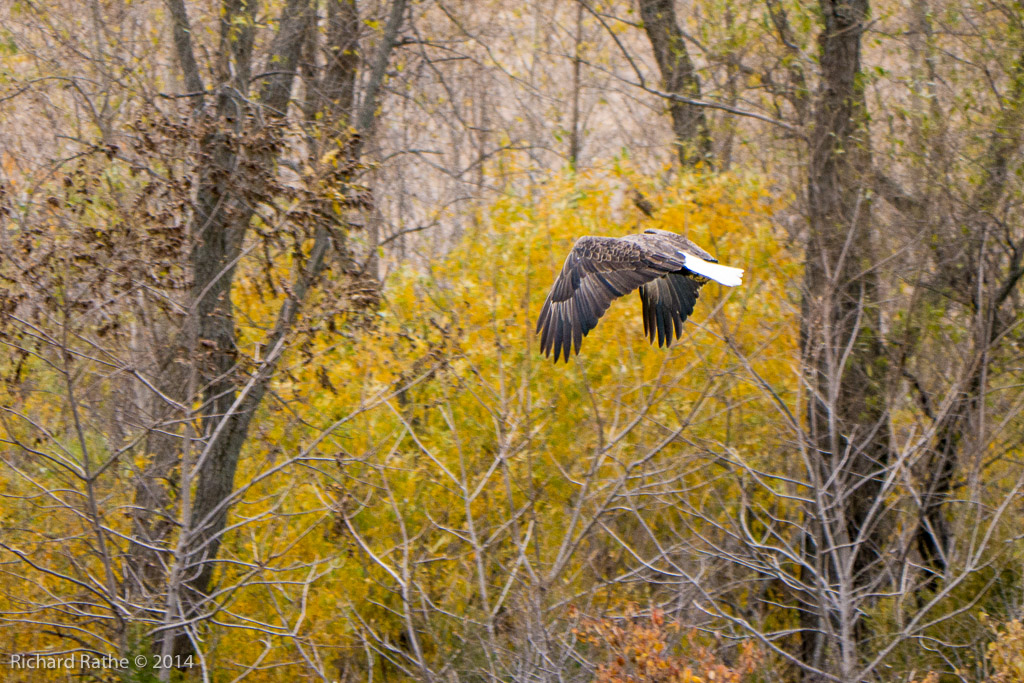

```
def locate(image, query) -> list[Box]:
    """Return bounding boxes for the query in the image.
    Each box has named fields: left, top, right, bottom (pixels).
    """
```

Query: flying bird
left=536, top=229, right=743, bottom=362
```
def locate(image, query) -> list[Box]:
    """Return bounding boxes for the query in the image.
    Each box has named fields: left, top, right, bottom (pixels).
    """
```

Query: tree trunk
left=799, top=0, right=890, bottom=676
left=637, top=0, right=712, bottom=168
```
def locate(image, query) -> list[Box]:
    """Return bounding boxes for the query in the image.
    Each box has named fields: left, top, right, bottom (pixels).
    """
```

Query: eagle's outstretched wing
left=535, top=229, right=743, bottom=362
left=638, top=274, right=702, bottom=348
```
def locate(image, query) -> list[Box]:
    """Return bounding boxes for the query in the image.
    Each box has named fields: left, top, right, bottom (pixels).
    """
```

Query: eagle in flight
left=536, top=229, right=743, bottom=362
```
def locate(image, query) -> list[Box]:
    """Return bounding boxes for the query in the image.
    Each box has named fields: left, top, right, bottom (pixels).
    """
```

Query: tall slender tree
left=125, top=0, right=409, bottom=661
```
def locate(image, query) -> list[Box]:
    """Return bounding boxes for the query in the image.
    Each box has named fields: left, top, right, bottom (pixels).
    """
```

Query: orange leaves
left=577, top=606, right=764, bottom=682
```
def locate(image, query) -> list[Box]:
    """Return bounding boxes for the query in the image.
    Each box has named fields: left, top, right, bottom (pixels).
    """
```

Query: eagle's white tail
left=682, top=253, right=744, bottom=287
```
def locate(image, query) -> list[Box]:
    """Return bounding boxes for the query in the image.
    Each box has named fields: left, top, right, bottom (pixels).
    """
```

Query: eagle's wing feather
left=640, top=274, right=701, bottom=348
left=537, top=236, right=685, bottom=361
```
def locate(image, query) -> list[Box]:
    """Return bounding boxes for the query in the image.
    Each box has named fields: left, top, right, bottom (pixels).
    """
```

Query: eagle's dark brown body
left=536, top=229, right=743, bottom=362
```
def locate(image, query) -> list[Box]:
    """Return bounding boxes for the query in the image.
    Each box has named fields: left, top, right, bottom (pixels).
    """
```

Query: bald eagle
left=536, top=229, right=743, bottom=362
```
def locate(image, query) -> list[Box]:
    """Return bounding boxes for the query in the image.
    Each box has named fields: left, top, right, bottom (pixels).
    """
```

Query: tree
left=143, top=0, right=407, bottom=660
left=637, top=0, right=712, bottom=167
left=1, top=0, right=408, bottom=674
left=797, top=0, right=891, bottom=676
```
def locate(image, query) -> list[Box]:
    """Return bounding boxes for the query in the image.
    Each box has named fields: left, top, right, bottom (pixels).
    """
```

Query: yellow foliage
left=908, top=618, right=1024, bottom=683
left=218, top=161, right=793, bottom=677
left=987, top=619, right=1024, bottom=683
left=1, top=157, right=791, bottom=680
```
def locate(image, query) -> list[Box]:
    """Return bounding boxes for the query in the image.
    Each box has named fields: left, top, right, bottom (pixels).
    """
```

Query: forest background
left=3, top=0, right=1024, bottom=681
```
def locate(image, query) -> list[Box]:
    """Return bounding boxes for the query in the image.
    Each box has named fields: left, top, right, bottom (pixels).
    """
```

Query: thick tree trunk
left=637, top=0, right=712, bottom=167
left=799, top=0, right=890, bottom=676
